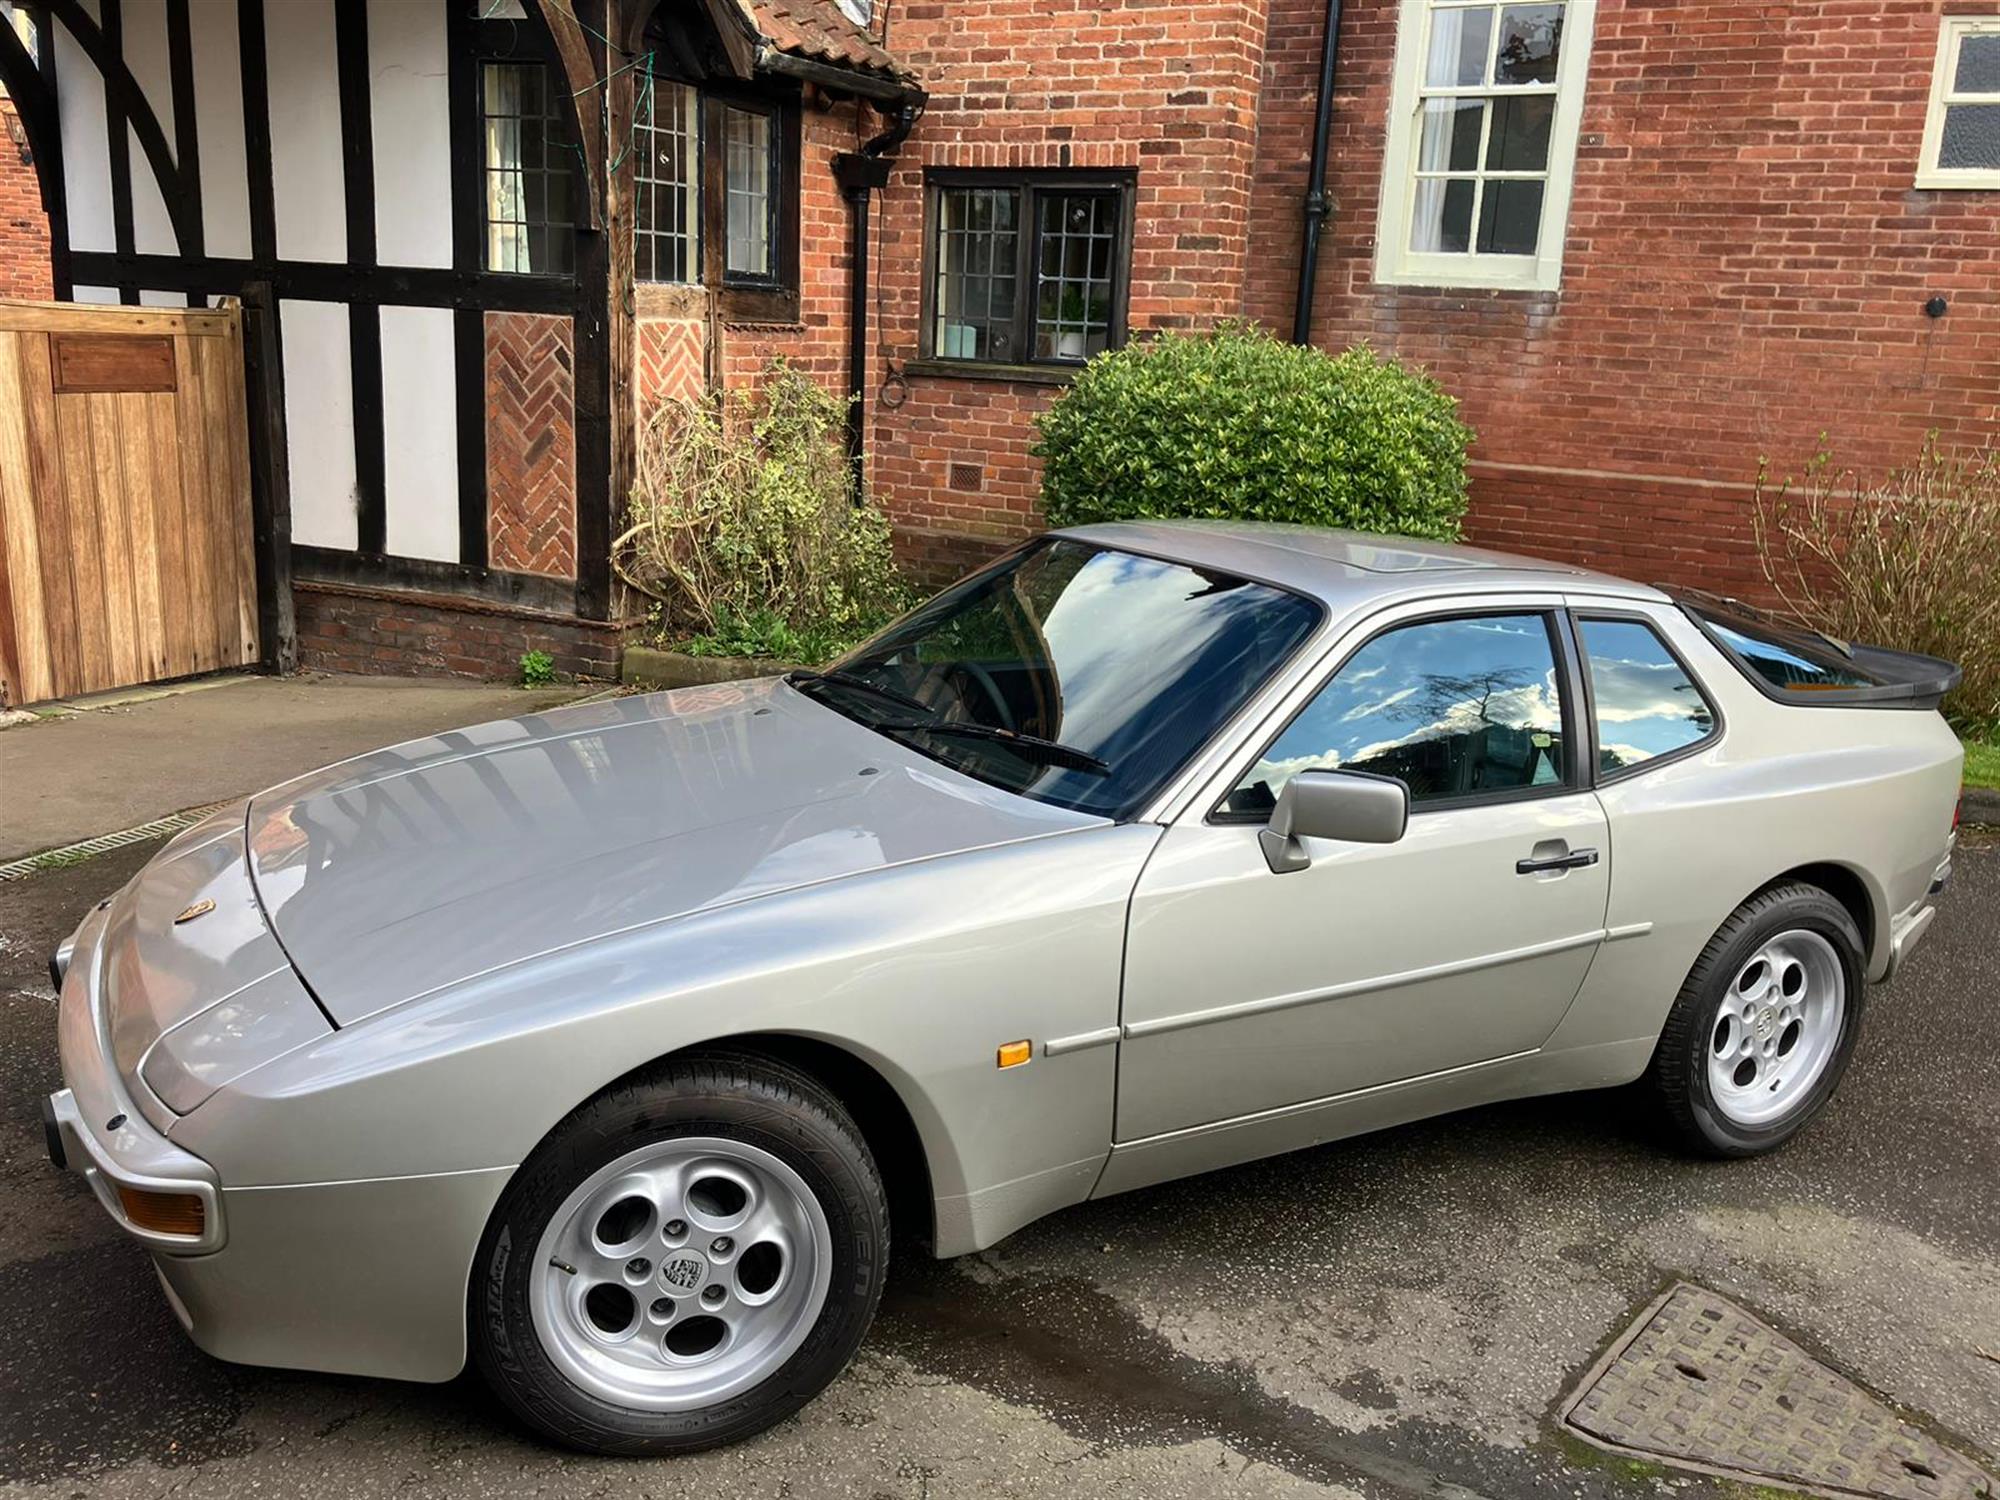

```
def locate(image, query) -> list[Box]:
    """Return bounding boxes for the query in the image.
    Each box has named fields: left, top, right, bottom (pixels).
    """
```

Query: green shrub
left=1032, top=324, right=1472, bottom=539
left=678, top=605, right=863, bottom=665
left=617, top=360, right=906, bottom=653
left=518, top=650, right=556, bottom=687
left=1754, top=440, right=2000, bottom=737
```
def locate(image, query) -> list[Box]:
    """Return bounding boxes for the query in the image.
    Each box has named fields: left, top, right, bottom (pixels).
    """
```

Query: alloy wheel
left=1705, top=929, right=1846, bottom=1128
left=529, top=1136, right=833, bottom=1412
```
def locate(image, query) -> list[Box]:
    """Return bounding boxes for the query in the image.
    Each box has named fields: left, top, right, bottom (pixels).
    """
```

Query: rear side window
left=1576, top=618, right=1717, bottom=776
left=1683, top=600, right=1881, bottom=693
left=1223, top=612, right=1569, bottom=815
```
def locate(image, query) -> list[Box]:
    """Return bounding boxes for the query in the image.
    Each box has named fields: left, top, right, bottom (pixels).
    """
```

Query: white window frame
left=1374, top=0, right=1599, bottom=292
left=1917, top=14, right=2000, bottom=190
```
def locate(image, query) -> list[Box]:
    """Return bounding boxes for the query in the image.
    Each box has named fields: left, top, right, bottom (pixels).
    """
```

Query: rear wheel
left=470, top=1053, right=887, bottom=1454
left=1647, top=883, right=1866, bottom=1157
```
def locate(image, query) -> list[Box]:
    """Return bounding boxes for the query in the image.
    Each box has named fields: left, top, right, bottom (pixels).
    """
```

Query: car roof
left=1052, top=519, right=1667, bottom=609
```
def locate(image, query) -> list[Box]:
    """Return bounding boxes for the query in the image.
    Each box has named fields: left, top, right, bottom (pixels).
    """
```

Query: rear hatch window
left=1674, top=592, right=1961, bottom=709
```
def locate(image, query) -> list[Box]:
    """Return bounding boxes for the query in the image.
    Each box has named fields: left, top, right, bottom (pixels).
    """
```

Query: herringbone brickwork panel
left=638, top=317, right=706, bottom=410
left=486, top=311, right=576, bottom=580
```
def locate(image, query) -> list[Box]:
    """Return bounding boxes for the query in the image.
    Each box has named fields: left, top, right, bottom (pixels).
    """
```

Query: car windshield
left=798, top=538, right=1321, bottom=818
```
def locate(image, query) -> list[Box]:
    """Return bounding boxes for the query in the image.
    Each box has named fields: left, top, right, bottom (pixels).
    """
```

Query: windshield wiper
left=785, top=668, right=934, bottom=717
left=790, top=669, right=1109, bottom=777
left=888, top=720, right=1111, bottom=776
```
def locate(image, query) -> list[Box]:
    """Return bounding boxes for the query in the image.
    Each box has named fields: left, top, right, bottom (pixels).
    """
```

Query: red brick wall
left=1249, top=0, right=2000, bottom=595
left=293, top=581, right=627, bottom=682
left=860, top=0, right=1999, bottom=595
left=486, top=311, right=579, bottom=579
left=0, top=95, right=53, bottom=302
left=869, top=0, right=1273, bottom=572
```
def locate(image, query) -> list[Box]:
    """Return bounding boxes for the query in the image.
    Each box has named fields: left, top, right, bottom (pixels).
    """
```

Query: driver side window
left=1223, top=613, right=1570, bottom=816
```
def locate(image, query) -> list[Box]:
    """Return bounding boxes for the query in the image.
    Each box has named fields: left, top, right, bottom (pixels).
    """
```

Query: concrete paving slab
left=0, top=671, right=588, bottom=861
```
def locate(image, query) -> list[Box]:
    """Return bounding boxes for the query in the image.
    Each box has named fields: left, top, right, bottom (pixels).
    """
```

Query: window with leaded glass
left=1376, top=0, right=1598, bottom=290
left=481, top=61, right=578, bottom=276
left=924, top=171, right=1134, bottom=371
left=634, top=77, right=700, bottom=282
left=1919, top=16, right=2000, bottom=189
left=723, top=105, right=779, bottom=282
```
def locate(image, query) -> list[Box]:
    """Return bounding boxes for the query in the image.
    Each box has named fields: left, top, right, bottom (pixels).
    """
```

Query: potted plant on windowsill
left=1053, top=287, right=1110, bottom=361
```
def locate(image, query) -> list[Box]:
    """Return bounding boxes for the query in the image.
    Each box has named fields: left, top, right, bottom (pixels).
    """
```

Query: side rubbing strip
left=1043, top=1027, right=1120, bottom=1058
left=1122, top=928, right=1611, bottom=1041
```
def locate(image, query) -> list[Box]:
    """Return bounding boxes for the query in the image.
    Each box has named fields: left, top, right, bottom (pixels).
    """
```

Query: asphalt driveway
left=1, top=836, right=1994, bottom=1498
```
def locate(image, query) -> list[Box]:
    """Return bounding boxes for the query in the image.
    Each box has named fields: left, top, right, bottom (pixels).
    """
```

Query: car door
left=1115, top=600, right=1611, bottom=1142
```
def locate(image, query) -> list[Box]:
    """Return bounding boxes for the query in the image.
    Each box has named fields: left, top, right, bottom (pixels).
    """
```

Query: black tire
left=1645, top=882, right=1867, bottom=1158
left=470, top=1051, right=888, bottom=1455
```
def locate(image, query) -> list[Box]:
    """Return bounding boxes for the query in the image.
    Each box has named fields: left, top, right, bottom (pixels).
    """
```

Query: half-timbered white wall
left=43, top=0, right=464, bottom=566
left=380, top=303, right=458, bottom=560
left=368, top=0, right=452, bottom=270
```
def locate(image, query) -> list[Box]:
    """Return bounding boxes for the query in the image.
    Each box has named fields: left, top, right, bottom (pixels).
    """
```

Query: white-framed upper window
left=1918, top=15, right=2000, bottom=190
left=1375, top=0, right=1598, bottom=292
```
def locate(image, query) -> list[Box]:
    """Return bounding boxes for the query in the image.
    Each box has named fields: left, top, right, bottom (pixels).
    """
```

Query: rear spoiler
left=1668, top=589, right=1962, bottom=711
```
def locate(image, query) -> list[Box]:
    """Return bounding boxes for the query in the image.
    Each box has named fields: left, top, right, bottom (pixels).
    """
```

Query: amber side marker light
left=996, top=1040, right=1033, bottom=1069
left=117, top=1186, right=206, bottom=1237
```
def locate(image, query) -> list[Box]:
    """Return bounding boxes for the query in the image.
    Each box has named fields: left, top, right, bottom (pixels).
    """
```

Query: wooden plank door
left=0, top=300, right=260, bottom=706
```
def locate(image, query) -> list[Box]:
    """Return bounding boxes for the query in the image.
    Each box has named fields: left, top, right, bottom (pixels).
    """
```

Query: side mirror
left=1259, top=770, right=1408, bottom=874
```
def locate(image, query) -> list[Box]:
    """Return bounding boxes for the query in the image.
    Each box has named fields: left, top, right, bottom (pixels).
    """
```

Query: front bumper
left=47, top=897, right=506, bottom=1383
left=47, top=904, right=223, bottom=1255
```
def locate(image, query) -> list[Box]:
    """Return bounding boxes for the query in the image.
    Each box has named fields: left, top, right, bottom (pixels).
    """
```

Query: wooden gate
left=0, top=299, right=259, bottom=706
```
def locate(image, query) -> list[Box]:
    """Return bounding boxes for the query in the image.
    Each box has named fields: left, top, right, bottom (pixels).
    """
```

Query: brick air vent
left=947, top=462, right=984, bottom=492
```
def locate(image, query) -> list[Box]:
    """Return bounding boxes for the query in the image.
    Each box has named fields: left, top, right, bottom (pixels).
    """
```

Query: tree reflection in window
left=1577, top=619, right=1716, bottom=773
left=1228, top=614, right=1567, bottom=813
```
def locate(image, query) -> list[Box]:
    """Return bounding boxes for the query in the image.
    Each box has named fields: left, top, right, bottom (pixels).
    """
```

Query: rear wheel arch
left=1760, top=861, right=1880, bottom=970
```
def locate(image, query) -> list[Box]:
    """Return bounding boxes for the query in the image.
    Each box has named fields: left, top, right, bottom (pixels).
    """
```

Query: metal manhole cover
left=1560, top=1283, right=1994, bottom=1499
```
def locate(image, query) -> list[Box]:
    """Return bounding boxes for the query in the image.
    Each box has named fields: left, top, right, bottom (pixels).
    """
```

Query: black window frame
left=631, top=64, right=802, bottom=322
left=1569, top=608, right=1724, bottom=787
left=916, top=167, right=1138, bottom=380
left=476, top=56, right=582, bottom=279
left=1209, top=604, right=1588, bottom=824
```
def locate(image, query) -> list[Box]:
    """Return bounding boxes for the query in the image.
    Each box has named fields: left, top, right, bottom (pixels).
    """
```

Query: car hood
left=246, top=677, right=1103, bottom=1026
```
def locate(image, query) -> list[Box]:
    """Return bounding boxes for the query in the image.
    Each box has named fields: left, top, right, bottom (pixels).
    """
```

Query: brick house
left=1, top=66, right=52, bottom=299
left=0, top=0, right=1993, bottom=690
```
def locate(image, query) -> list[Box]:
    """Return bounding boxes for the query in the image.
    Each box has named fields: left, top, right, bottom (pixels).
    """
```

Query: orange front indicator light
left=996, top=1040, right=1033, bottom=1069
left=117, top=1186, right=206, bottom=1237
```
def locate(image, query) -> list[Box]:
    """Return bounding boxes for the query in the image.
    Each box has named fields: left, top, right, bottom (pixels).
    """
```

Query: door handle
left=1516, top=847, right=1599, bottom=875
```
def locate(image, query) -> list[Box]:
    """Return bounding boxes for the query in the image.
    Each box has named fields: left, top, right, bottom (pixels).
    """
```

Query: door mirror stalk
left=1259, top=770, right=1410, bottom=873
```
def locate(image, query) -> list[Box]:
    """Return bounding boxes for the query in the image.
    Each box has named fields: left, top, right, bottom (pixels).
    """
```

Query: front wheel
left=1646, top=883, right=1866, bottom=1157
left=470, top=1053, right=888, bottom=1455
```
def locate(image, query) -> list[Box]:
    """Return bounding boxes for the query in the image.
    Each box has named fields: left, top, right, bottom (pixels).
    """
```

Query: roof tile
left=744, top=0, right=908, bottom=80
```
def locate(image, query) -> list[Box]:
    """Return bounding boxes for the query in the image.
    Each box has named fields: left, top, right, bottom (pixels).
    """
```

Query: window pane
left=1228, top=615, right=1566, bottom=813
left=724, top=107, right=774, bottom=278
left=839, top=540, right=1321, bottom=820
left=1494, top=4, right=1563, bottom=85
left=635, top=79, right=699, bottom=283
left=1033, top=191, right=1116, bottom=362
left=1420, top=99, right=1485, bottom=171
left=481, top=61, right=577, bottom=275
left=1578, top=620, right=1716, bottom=774
left=1485, top=93, right=1553, bottom=170
left=1426, top=6, right=1493, bottom=86
left=1954, top=32, right=2000, bottom=94
left=934, top=186, right=1021, bottom=360
left=1939, top=104, right=2000, bottom=169
left=1476, top=178, right=1543, bottom=252
left=1685, top=601, right=1887, bottom=692
left=1411, top=176, right=1475, bottom=251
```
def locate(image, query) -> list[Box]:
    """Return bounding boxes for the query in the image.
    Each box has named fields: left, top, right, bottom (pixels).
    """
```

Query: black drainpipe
left=833, top=96, right=924, bottom=484
left=1292, top=0, right=1344, bottom=345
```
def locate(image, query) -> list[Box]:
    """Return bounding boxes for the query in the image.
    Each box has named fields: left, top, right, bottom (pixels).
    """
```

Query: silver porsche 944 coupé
left=45, top=522, right=1961, bottom=1453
